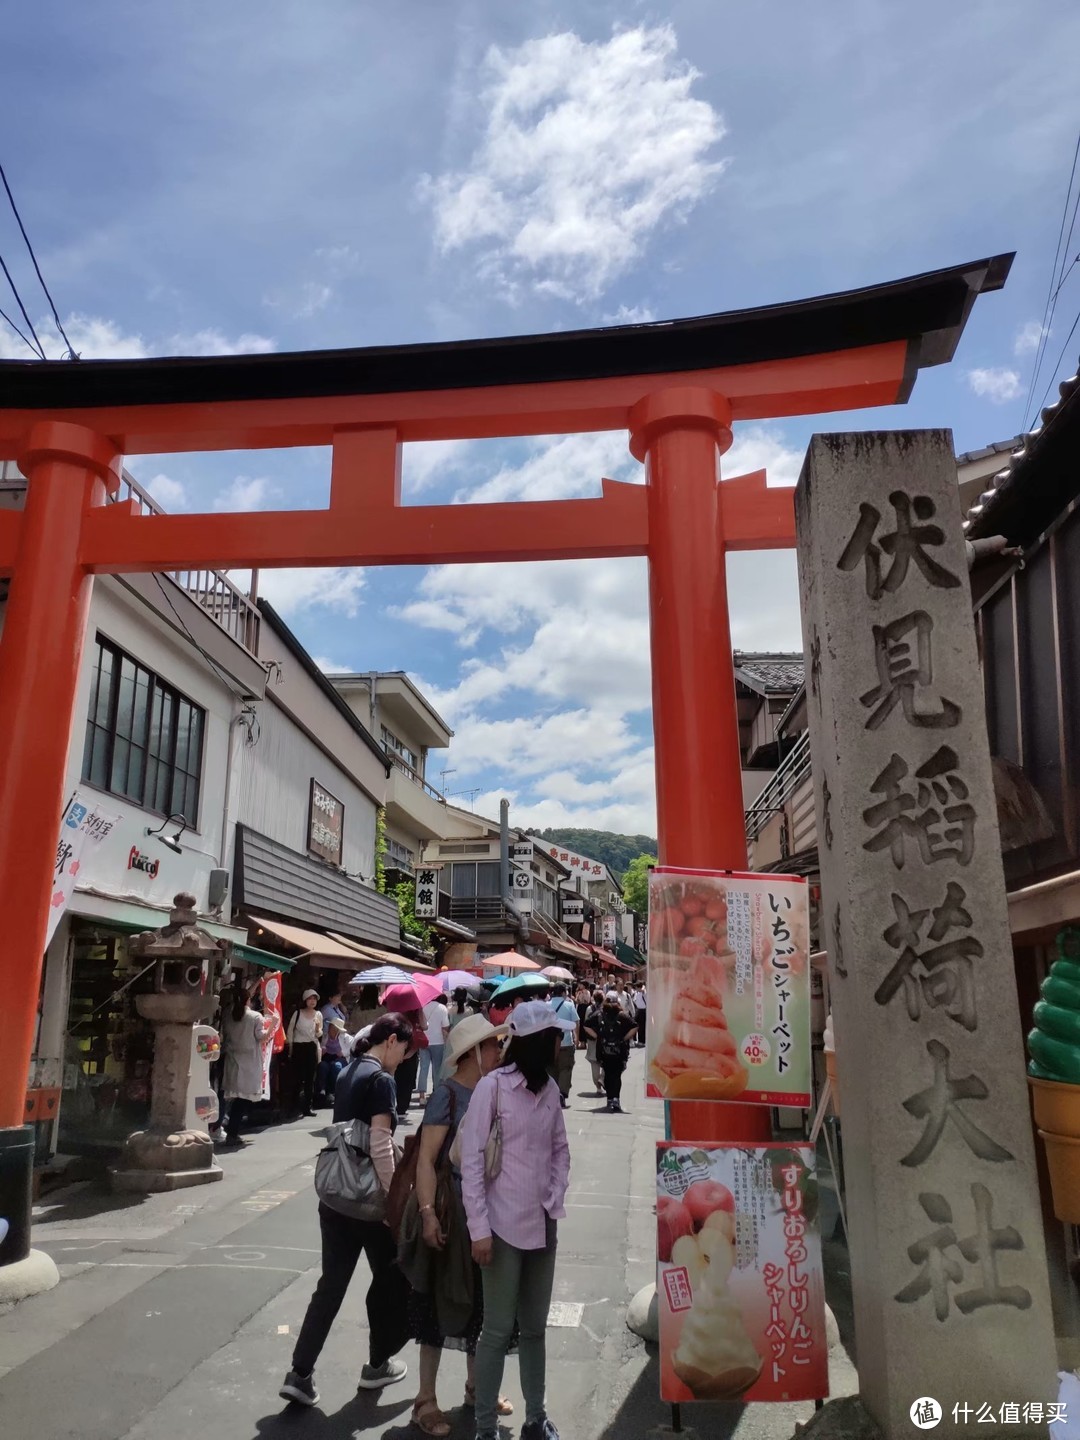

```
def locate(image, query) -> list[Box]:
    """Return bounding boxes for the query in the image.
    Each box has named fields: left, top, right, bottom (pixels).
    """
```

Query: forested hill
left=527, top=828, right=657, bottom=880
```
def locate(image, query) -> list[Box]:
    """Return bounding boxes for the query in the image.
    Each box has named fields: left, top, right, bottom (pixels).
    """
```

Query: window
left=381, top=725, right=419, bottom=772
left=451, top=861, right=501, bottom=897
left=82, top=636, right=205, bottom=822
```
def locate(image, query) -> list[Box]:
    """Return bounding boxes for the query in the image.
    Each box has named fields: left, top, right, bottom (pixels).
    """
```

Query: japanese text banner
left=656, top=1141, right=828, bottom=1404
left=647, top=868, right=811, bottom=1105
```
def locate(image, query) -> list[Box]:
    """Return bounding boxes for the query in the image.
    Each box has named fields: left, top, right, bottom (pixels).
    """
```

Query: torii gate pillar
left=633, top=388, right=771, bottom=1142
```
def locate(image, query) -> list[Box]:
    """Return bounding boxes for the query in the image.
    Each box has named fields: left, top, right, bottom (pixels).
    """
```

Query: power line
left=1023, top=127, right=1080, bottom=431
left=1030, top=308, right=1080, bottom=425
left=0, top=159, right=76, bottom=358
left=0, top=250, right=44, bottom=358
left=0, top=300, right=41, bottom=357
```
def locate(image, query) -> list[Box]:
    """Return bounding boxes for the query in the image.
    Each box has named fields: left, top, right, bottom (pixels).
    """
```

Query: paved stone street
left=0, top=1050, right=856, bottom=1440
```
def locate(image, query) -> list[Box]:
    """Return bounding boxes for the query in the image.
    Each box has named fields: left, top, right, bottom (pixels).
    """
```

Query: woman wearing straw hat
left=402, top=1013, right=512, bottom=1436
left=458, top=1000, right=574, bottom=1440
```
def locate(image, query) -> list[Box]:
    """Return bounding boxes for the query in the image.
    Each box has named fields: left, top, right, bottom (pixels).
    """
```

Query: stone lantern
left=110, top=893, right=231, bottom=1192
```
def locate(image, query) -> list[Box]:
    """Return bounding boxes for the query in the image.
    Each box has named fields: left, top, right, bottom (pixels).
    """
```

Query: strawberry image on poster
left=646, top=867, right=811, bottom=1107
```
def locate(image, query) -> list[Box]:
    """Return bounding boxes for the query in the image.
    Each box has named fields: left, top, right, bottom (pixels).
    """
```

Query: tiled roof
left=964, top=358, right=1080, bottom=544
left=733, top=652, right=805, bottom=696
left=955, top=435, right=1022, bottom=466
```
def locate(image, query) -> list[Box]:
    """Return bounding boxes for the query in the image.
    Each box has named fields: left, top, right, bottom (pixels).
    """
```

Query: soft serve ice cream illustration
left=670, top=1193, right=762, bottom=1398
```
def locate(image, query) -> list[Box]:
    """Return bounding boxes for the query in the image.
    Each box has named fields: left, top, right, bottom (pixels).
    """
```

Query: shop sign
left=512, top=839, right=534, bottom=861
left=656, top=1141, right=827, bottom=1403
left=512, top=865, right=534, bottom=912
left=127, top=846, right=160, bottom=878
left=308, top=779, right=344, bottom=865
left=547, top=844, right=605, bottom=878
left=647, top=867, right=811, bottom=1106
left=601, top=914, right=618, bottom=947
left=48, top=792, right=121, bottom=946
left=414, top=866, right=440, bottom=919
left=562, top=897, right=585, bottom=923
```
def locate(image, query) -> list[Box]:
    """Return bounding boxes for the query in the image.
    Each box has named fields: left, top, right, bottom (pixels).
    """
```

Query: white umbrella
left=349, top=966, right=416, bottom=988
left=541, top=965, right=576, bottom=982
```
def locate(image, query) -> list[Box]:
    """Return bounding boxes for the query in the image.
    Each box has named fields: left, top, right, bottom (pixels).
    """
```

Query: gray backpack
left=314, top=1115, right=388, bottom=1221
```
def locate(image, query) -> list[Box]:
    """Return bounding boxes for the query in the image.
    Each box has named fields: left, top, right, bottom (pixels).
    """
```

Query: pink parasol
left=541, top=965, right=576, bottom=982
left=483, top=950, right=542, bottom=972
left=380, top=982, right=425, bottom=1012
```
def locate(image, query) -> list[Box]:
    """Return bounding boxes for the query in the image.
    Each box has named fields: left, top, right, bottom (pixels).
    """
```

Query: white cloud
left=212, top=475, right=280, bottom=511
left=313, top=655, right=353, bottom=674
left=1014, top=320, right=1046, bottom=356
left=0, top=313, right=275, bottom=360
left=142, top=472, right=188, bottom=511
left=966, top=367, right=1023, bottom=404
left=170, top=328, right=276, bottom=355
left=401, top=439, right=476, bottom=495
left=455, top=431, right=638, bottom=506
left=420, top=25, right=726, bottom=301
left=602, top=303, right=656, bottom=325
left=255, top=568, right=367, bottom=618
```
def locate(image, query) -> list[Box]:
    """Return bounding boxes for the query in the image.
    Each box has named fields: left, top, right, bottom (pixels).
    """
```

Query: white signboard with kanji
left=414, top=867, right=440, bottom=919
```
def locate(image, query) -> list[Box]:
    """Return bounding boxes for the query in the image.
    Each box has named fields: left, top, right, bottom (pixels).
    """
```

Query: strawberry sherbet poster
left=646, top=867, right=811, bottom=1106
left=656, top=1142, right=828, bottom=1403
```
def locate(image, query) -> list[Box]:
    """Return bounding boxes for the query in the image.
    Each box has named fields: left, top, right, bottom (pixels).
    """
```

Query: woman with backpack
left=279, top=1012, right=422, bottom=1409
left=458, top=1000, right=574, bottom=1440
left=399, top=1013, right=512, bottom=1437
left=585, top=991, right=638, bottom=1114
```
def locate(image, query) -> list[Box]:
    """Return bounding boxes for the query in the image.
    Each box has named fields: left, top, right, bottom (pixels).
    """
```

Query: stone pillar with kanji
left=796, top=432, right=1056, bottom=1436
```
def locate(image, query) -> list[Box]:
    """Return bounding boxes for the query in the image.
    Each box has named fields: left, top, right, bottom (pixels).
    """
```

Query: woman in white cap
left=402, top=1013, right=511, bottom=1437
left=286, top=989, right=324, bottom=1118
left=458, top=999, right=574, bottom=1440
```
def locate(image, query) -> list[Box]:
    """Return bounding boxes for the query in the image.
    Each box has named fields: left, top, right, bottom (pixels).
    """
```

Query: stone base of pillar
left=110, top=1162, right=223, bottom=1193
left=625, top=1282, right=659, bottom=1342
left=109, top=1126, right=221, bottom=1192
left=0, top=1248, right=60, bottom=1305
left=793, top=1396, right=882, bottom=1440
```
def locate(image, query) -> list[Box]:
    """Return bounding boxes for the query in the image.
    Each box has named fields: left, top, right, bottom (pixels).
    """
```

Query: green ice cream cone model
left=1027, top=926, right=1080, bottom=1222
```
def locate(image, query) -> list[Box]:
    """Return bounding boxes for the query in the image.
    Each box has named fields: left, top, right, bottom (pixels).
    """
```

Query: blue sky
left=3, top=3, right=1078, bottom=833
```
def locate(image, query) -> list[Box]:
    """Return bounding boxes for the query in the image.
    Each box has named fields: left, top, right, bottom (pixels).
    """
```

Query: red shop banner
left=656, top=1141, right=828, bottom=1404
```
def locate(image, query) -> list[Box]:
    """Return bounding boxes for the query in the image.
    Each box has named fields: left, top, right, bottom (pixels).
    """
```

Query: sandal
left=463, top=1384, right=514, bottom=1415
left=411, top=1399, right=452, bottom=1437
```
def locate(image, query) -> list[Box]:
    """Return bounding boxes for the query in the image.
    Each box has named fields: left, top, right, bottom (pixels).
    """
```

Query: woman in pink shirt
left=458, top=1000, right=573, bottom=1440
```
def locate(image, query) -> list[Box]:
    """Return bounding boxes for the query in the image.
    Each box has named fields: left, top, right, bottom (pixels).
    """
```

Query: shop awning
left=234, top=943, right=295, bottom=973
left=325, top=932, right=436, bottom=974
left=245, top=914, right=376, bottom=965
left=433, top=915, right=477, bottom=942
left=580, top=940, right=630, bottom=969
left=70, top=890, right=249, bottom=946
left=546, top=936, right=591, bottom=962
left=615, top=940, right=647, bottom=969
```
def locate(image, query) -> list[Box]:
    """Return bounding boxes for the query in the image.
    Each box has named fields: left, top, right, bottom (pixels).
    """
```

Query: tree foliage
left=622, top=853, right=656, bottom=914
left=527, top=828, right=657, bottom=882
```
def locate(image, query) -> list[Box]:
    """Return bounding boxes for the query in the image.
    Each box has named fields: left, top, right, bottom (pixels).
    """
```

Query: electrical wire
left=0, top=249, right=45, bottom=357
left=0, top=300, right=41, bottom=357
left=1030, top=308, right=1080, bottom=424
left=0, top=158, right=77, bottom=358
left=150, top=568, right=262, bottom=702
left=1023, top=127, right=1080, bottom=431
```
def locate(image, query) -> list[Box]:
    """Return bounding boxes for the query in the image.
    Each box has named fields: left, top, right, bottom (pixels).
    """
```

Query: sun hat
left=442, top=1014, right=509, bottom=1076
left=302, top=988, right=319, bottom=1002
left=507, top=999, right=577, bottom=1039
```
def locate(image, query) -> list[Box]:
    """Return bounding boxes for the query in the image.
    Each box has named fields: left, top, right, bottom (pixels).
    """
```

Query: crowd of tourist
left=262, top=970, right=647, bottom=1440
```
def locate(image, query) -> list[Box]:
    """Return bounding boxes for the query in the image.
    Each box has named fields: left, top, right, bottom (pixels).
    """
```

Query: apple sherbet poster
left=656, top=1142, right=828, bottom=1404
left=647, top=867, right=811, bottom=1106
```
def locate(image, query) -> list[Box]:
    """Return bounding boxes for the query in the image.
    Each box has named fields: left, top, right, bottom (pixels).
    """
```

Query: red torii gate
left=0, top=255, right=1009, bottom=1202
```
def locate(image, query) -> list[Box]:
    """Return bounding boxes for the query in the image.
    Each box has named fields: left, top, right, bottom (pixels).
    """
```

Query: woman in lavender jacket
left=458, top=1000, right=574, bottom=1440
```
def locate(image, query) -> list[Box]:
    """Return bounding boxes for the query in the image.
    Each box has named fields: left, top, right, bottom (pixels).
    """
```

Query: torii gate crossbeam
left=0, top=256, right=1011, bottom=1249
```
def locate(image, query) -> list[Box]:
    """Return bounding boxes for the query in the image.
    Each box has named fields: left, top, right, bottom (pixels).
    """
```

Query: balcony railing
left=113, top=471, right=261, bottom=655
left=744, top=730, right=813, bottom=842
left=449, top=896, right=513, bottom=923
left=389, top=751, right=446, bottom=803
